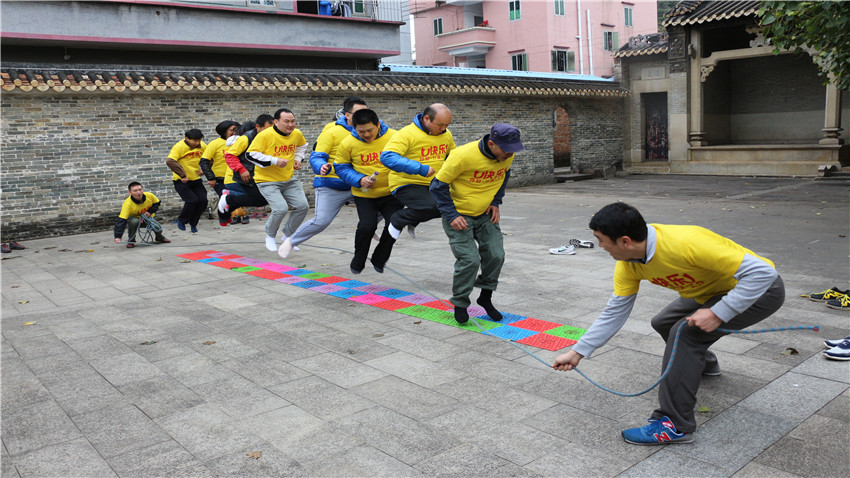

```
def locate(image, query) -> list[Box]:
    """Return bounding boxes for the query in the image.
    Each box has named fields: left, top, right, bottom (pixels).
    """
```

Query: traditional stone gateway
left=0, top=68, right=626, bottom=240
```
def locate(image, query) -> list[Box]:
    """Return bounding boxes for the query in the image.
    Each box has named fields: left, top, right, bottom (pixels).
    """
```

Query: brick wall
left=0, top=90, right=623, bottom=240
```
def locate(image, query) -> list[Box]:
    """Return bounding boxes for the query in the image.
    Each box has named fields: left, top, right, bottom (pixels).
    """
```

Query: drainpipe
left=577, top=0, right=584, bottom=75
left=587, top=9, right=594, bottom=76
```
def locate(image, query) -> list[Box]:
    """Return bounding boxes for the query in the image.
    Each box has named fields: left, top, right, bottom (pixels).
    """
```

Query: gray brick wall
left=1, top=90, right=623, bottom=240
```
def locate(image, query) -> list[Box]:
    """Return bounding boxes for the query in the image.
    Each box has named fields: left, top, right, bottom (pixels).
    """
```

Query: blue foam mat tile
left=483, top=325, right=538, bottom=342
left=374, top=288, right=415, bottom=300
left=335, top=280, right=369, bottom=288
left=291, top=280, right=326, bottom=289
left=197, top=258, right=223, bottom=263
left=287, top=269, right=315, bottom=276
left=327, top=289, right=367, bottom=299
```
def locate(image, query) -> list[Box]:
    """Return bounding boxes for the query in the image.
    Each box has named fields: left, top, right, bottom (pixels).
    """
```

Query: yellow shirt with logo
left=168, top=140, right=206, bottom=181
left=335, top=129, right=397, bottom=198
left=434, top=140, right=513, bottom=217
left=118, top=193, right=160, bottom=219
left=247, top=128, right=307, bottom=183
left=202, top=137, right=229, bottom=178
left=381, top=123, right=455, bottom=192
left=313, top=121, right=351, bottom=180
left=613, top=224, right=775, bottom=304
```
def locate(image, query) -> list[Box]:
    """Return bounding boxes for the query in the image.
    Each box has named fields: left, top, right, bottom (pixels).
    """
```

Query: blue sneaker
left=622, top=416, right=694, bottom=445
left=176, top=218, right=186, bottom=231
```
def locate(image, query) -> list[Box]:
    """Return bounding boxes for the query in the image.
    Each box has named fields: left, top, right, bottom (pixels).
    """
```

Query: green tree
left=757, top=1, right=850, bottom=90
left=657, top=1, right=679, bottom=31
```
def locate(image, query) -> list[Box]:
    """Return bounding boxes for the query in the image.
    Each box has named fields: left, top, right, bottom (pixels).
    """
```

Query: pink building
left=411, top=0, right=657, bottom=78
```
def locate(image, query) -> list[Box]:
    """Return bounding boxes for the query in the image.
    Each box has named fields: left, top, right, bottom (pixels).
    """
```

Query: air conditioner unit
left=246, top=0, right=276, bottom=8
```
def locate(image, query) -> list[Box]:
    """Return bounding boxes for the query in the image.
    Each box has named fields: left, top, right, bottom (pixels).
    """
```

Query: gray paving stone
left=816, top=393, right=850, bottom=422
left=753, top=414, right=847, bottom=478
left=89, top=352, right=164, bottom=387
left=221, top=352, right=312, bottom=388
left=291, top=352, right=388, bottom=388
left=0, top=358, right=52, bottom=414
left=71, top=402, right=173, bottom=458
left=518, top=372, right=656, bottom=420
left=245, top=330, right=329, bottom=361
left=672, top=406, right=799, bottom=473
left=240, top=406, right=363, bottom=464
left=184, top=335, right=263, bottom=362
left=118, top=375, right=205, bottom=419
left=65, top=334, right=133, bottom=360
left=1, top=443, right=20, bottom=478
left=426, top=405, right=563, bottom=466
left=106, top=440, right=215, bottom=478
left=435, top=376, right=560, bottom=422
left=1, top=399, right=83, bottom=457
left=155, top=404, right=267, bottom=461
left=24, top=353, right=125, bottom=417
left=308, top=328, right=399, bottom=363
left=618, top=448, right=728, bottom=477
left=736, top=371, right=849, bottom=420
left=790, top=352, right=850, bottom=383
left=191, top=374, right=289, bottom=418
left=363, top=350, right=467, bottom=388
left=4, top=332, right=74, bottom=360
left=732, top=462, right=802, bottom=478
left=271, top=375, right=376, bottom=420
left=207, top=446, right=307, bottom=477
left=413, top=444, right=514, bottom=477
left=11, top=437, right=117, bottom=478
left=128, top=338, right=196, bottom=362
left=335, top=406, right=459, bottom=465
left=303, top=444, right=425, bottom=477
left=153, top=351, right=242, bottom=388
left=351, top=375, right=459, bottom=421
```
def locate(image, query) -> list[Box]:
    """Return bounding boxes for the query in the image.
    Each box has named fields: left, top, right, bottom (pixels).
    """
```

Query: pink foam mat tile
left=274, top=276, right=310, bottom=284
left=348, top=293, right=390, bottom=305
left=259, top=262, right=299, bottom=272
left=311, top=284, right=346, bottom=294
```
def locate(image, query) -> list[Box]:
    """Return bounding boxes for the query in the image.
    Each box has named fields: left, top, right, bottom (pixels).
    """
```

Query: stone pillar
left=820, top=81, right=844, bottom=145
left=686, top=29, right=707, bottom=146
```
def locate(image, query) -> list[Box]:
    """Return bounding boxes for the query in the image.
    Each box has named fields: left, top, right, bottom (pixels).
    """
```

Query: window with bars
left=603, top=31, right=620, bottom=51
left=551, top=50, right=575, bottom=71
left=433, top=17, right=443, bottom=36
left=624, top=6, right=633, bottom=27
left=511, top=53, right=528, bottom=71
left=509, top=0, right=521, bottom=21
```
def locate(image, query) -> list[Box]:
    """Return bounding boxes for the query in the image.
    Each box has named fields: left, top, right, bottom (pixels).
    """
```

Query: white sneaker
left=217, top=190, right=230, bottom=213
left=408, top=226, right=416, bottom=239
left=265, top=236, right=277, bottom=252
left=278, top=237, right=294, bottom=258
left=388, top=223, right=402, bottom=240
left=824, top=336, right=850, bottom=348
left=549, top=244, right=576, bottom=255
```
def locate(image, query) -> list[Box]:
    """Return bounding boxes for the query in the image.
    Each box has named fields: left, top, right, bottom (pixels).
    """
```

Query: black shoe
left=702, top=361, right=721, bottom=376
left=454, top=306, right=469, bottom=324
left=350, top=266, right=362, bottom=275
left=232, top=216, right=242, bottom=224
left=371, top=260, right=384, bottom=274
left=241, top=216, right=250, bottom=224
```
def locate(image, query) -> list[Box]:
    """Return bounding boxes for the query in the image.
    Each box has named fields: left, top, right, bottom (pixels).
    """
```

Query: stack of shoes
left=802, top=286, right=850, bottom=311
left=2, top=242, right=26, bottom=253
left=822, top=336, right=850, bottom=360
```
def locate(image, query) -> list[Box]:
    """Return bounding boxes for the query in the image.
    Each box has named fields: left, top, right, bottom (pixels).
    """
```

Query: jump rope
left=132, top=237, right=821, bottom=397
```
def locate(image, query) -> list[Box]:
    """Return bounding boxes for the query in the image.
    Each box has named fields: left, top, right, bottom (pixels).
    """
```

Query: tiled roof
left=0, top=66, right=628, bottom=97
left=662, top=0, right=761, bottom=27
left=613, top=33, right=669, bottom=58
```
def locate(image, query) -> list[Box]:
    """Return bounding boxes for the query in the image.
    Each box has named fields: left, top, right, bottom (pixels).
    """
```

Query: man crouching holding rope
left=553, top=202, right=784, bottom=445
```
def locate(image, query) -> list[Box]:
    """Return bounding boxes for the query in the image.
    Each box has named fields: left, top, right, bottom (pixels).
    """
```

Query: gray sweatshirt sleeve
left=571, top=293, right=637, bottom=358
left=709, top=254, right=778, bottom=321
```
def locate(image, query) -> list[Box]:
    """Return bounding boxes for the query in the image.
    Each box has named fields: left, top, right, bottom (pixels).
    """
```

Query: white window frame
left=603, top=31, right=620, bottom=51
left=554, top=0, right=565, bottom=16
left=551, top=50, right=575, bottom=72
left=624, top=6, right=633, bottom=27
left=433, top=17, right=443, bottom=36
left=509, top=0, right=521, bottom=21
left=511, top=53, right=528, bottom=71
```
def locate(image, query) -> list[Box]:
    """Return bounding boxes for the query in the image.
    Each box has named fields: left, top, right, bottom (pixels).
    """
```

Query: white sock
left=265, top=235, right=277, bottom=252
left=388, top=223, right=401, bottom=240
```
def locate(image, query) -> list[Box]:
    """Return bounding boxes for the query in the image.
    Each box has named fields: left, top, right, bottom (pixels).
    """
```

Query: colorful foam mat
left=178, top=250, right=586, bottom=351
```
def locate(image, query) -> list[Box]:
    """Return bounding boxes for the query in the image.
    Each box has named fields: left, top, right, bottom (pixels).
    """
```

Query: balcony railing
left=436, top=26, right=496, bottom=55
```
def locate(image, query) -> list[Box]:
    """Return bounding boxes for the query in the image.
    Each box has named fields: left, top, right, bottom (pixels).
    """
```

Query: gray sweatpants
left=650, top=276, right=785, bottom=433
left=257, top=179, right=309, bottom=239
left=287, top=186, right=354, bottom=246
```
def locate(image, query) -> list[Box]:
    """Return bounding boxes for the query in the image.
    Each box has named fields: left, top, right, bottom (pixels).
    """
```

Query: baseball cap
left=490, top=123, right=525, bottom=153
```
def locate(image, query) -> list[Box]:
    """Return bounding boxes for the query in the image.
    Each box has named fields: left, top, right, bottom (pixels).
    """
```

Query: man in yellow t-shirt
left=380, top=103, right=456, bottom=240
left=553, top=203, right=785, bottom=445
left=200, top=120, right=239, bottom=197
left=331, top=108, right=401, bottom=274
left=165, top=128, right=207, bottom=233
left=113, top=182, right=170, bottom=248
left=430, top=123, right=523, bottom=324
left=246, top=108, right=310, bottom=252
